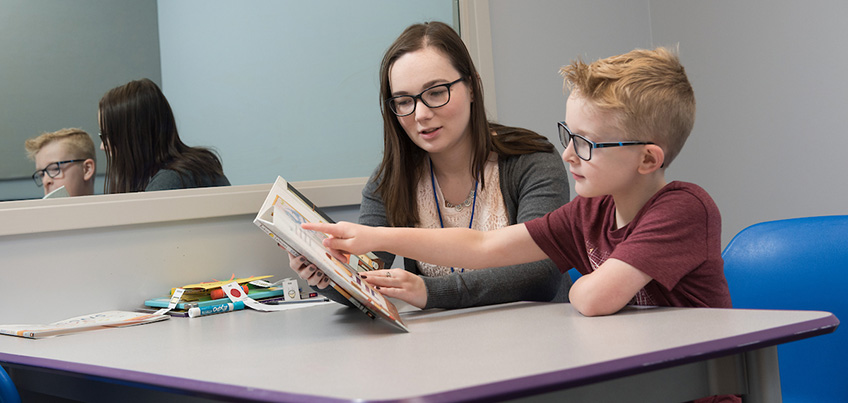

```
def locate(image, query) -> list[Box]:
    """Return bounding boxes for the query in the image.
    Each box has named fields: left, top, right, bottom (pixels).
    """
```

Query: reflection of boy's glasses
left=558, top=121, right=654, bottom=162
left=32, top=159, right=85, bottom=187
left=387, top=77, right=464, bottom=117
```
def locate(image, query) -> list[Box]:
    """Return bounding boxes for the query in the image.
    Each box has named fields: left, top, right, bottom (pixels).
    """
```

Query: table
left=0, top=302, right=838, bottom=402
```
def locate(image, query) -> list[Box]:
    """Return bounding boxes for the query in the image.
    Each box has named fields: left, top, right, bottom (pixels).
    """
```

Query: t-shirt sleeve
left=524, top=203, right=580, bottom=273
left=609, top=190, right=713, bottom=291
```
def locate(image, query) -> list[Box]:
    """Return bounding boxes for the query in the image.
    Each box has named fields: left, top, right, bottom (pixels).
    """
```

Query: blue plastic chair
left=722, top=215, right=847, bottom=402
left=0, top=365, right=21, bottom=403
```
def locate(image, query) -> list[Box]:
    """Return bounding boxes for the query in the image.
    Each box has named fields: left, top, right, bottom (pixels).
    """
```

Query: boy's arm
left=568, top=258, right=653, bottom=316
left=302, top=222, right=549, bottom=270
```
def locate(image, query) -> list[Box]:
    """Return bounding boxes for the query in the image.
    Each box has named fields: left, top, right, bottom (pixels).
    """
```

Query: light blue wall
left=157, top=0, right=456, bottom=186
left=0, top=0, right=160, bottom=201
left=0, top=1, right=454, bottom=201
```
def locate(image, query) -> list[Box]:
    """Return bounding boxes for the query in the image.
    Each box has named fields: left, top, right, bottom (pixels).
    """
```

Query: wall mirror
left=0, top=0, right=456, bottom=201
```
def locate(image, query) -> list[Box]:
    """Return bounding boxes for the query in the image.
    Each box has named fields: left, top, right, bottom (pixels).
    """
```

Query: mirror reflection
left=0, top=0, right=455, bottom=201
left=99, top=78, right=231, bottom=193
left=25, top=128, right=97, bottom=198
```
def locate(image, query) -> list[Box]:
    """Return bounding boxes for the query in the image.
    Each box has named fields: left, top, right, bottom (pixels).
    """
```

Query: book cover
left=42, top=185, right=69, bottom=199
left=254, top=176, right=408, bottom=332
left=0, top=311, right=169, bottom=339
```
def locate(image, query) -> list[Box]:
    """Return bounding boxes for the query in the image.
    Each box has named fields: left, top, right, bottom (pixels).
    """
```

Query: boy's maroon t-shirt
left=525, top=181, right=732, bottom=309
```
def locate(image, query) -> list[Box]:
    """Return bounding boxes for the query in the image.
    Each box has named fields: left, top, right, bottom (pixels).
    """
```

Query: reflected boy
left=25, top=128, right=97, bottom=197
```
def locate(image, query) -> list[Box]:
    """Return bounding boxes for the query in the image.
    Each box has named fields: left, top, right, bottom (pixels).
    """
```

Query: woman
left=98, top=78, right=230, bottom=193
left=292, top=21, right=570, bottom=309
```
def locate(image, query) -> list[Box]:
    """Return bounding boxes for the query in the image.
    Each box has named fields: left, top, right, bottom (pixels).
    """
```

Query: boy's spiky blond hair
left=560, top=47, right=695, bottom=167
left=24, top=128, right=96, bottom=162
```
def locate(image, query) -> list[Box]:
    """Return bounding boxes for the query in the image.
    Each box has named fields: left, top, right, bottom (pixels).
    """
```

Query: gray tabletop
left=0, top=302, right=838, bottom=402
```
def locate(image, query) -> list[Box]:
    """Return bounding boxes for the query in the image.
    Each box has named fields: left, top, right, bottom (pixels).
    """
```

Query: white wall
left=489, top=0, right=653, bottom=205
left=0, top=180, right=364, bottom=324
left=650, top=0, right=848, bottom=246
left=486, top=0, right=848, bottom=247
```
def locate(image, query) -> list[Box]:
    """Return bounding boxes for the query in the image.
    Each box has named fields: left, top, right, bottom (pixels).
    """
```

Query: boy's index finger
left=301, top=221, right=332, bottom=233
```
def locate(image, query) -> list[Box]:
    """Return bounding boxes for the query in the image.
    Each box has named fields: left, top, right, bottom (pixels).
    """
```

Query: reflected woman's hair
left=98, top=78, right=227, bottom=193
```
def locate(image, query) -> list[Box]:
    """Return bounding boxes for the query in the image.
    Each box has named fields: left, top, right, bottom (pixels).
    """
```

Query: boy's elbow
left=571, top=299, right=621, bottom=317
left=568, top=284, right=625, bottom=317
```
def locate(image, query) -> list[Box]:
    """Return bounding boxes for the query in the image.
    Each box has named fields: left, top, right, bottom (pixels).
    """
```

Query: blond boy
left=303, top=47, right=732, bottom=319
left=25, top=128, right=97, bottom=197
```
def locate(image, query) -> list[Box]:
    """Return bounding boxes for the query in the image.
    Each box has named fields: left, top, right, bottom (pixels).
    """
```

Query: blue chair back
left=0, top=365, right=21, bottom=403
left=722, top=215, right=847, bottom=402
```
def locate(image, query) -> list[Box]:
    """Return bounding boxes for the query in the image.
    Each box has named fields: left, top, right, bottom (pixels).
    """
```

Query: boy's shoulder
left=635, top=181, right=721, bottom=232
left=566, top=181, right=718, bottom=227
left=662, top=180, right=709, bottom=194
left=546, top=181, right=717, bottom=225
left=653, top=181, right=718, bottom=211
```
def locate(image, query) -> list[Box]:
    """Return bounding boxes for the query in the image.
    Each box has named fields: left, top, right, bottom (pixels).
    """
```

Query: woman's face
left=388, top=46, right=473, bottom=157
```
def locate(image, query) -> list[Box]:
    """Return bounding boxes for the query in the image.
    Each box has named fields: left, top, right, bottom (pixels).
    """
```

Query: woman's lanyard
left=429, top=158, right=478, bottom=273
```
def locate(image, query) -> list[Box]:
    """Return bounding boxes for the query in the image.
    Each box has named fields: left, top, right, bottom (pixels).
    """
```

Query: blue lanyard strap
left=429, top=158, right=477, bottom=273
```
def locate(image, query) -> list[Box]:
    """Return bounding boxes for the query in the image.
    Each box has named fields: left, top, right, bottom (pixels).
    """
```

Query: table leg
left=743, top=346, right=782, bottom=403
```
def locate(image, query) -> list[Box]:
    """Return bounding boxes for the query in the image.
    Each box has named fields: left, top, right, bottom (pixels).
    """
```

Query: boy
left=304, top=47, right=732, bottom=318
left=25, top=128, right=97, bottom=197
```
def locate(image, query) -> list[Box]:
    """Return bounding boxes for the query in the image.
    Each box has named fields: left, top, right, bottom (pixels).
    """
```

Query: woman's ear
left=83, top=159, right=96, bottom=181
left=469, top=74, right=480, bottom=103
left=638, top=144, right=665, bottom=174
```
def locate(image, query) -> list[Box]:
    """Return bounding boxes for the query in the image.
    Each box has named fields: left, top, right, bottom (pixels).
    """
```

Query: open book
left=0, top=311, right=169, bottom=339
left=254, top=176, right=408, bottom=332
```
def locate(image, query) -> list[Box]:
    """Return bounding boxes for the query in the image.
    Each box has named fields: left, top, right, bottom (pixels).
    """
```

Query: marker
left=188, top=301, right=245, bottom=318
left=265, top=297, right=329, bottom=305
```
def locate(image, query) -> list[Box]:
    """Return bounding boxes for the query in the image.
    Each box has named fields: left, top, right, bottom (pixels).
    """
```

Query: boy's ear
left=82, top=159, right=96, bottom=181
left=638, top=145, right=665, bottom=174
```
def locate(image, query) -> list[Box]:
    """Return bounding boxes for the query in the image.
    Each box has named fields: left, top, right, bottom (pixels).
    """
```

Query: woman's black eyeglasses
left=387, top=78, right=464, bottom=117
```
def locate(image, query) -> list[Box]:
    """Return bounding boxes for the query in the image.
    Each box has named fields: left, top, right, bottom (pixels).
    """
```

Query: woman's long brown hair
left=99, top=78, right=224, bottom=193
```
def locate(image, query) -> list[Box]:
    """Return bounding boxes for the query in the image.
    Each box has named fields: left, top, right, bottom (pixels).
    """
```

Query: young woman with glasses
left=98, top=78, right=230, bottom=193
left=291, top=21, right=571, bottom=309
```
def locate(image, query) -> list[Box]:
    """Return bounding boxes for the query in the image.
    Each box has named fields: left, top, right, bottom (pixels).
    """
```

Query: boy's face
left=562, top=94, right=646, bottom=198
left=34, top=140, right=94, bottom=197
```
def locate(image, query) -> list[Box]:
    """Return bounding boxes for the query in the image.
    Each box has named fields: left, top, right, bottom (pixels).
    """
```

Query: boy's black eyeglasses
left=31, top=159, right=85, bottom=187
left=558, top=121, right=654, bottom=162
left=387, top=77, right=464, bottom=117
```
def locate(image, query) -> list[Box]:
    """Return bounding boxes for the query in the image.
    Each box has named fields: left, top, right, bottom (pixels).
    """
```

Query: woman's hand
left=284, top=248, right=330, bottom=289
left=361, top=269, right=427, bottom=309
